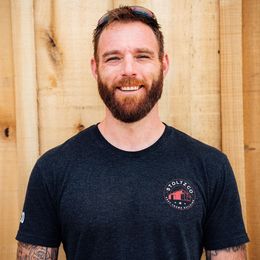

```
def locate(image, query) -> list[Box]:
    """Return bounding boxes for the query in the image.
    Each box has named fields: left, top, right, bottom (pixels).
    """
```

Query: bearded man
left=16, top=6, right=249, bottom=260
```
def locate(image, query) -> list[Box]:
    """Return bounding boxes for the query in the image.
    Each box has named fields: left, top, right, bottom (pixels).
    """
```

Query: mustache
left=115, top=77, right=145, bottom=87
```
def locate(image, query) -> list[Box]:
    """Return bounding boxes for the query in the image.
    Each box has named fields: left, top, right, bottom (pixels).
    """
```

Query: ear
left=91, top=58, right=98, bottom=80
left=162, top=53, right=169, bottom=77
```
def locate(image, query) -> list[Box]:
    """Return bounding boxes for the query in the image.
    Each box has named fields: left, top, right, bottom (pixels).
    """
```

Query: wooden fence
left=0, top=0, right=259, bottom=259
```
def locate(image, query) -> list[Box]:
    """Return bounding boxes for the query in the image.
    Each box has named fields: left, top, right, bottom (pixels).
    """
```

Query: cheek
left=98, top=65, right=120, bottom=82
left=137, top=62, right=161, bottom=78
left=142, top=70, right=160, bottom=85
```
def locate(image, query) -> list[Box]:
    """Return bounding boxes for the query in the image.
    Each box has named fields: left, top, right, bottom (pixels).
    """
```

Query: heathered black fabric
left=16, top=124, right=249, bottom=259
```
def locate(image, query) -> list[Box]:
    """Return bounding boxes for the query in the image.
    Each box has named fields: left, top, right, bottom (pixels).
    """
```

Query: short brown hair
left=93, top=6, right=164, bottom=61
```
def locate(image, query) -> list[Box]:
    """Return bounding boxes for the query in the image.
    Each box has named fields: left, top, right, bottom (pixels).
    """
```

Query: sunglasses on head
left=97, top=6, right=156, bottom=27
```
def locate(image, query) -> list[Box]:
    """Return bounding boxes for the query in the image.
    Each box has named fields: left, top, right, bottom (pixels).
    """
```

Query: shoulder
left=167, top=125, right=227, bottom=165
left=36, top=124, right=98, bottom=168
left=26, top=125, right=99, bottom=195
left=165, top=125, right=233, bottom=188
left=29, top=125, right=99, bottom=185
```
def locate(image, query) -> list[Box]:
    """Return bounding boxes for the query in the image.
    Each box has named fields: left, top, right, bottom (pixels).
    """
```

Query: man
left=16, top=6, right=249, bottom=260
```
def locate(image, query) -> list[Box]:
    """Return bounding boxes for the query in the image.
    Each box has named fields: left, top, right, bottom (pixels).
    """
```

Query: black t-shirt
left=16, top=124, right=249, bottom=259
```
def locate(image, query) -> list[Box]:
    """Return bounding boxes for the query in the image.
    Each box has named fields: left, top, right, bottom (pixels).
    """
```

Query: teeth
left=120, top=86, right=141, bottom=91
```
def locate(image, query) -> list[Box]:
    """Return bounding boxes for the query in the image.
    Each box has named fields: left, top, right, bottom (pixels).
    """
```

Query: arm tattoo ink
left=17, top=242, right=58, bottom=260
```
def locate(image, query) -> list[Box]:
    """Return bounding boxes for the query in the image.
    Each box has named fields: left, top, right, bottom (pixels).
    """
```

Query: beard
left=97, top=68, right=164, bottom=123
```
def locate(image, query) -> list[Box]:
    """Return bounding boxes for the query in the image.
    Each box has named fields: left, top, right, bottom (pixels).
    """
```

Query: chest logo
left=164, top=179, right=196, bottom=210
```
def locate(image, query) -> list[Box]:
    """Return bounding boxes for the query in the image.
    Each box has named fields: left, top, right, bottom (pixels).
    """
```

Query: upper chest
left=57, top=155, right=208, bottom=232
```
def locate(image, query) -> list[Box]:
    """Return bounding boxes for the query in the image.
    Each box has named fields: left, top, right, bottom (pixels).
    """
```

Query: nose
left=121, top=56, right=137, bottom=77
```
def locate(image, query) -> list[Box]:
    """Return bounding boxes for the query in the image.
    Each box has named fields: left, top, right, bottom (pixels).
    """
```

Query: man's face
left=92, top=21, right=168, bottom=123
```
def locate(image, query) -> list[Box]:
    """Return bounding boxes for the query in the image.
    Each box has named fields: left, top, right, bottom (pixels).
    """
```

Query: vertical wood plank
left=10, top=0, right=39, bottom=208
left=219, top=0, right=246, bottom=217
left=34, top=0, right=113, bottom=154
left=156, top=0, right=221, bottom=149
left=243, top=0, right=260, bottom=258
left=0, top=0, right=18, bottom=258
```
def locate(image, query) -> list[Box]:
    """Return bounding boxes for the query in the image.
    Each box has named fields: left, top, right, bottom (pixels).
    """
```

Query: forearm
left=17, top=241, right=58, bottom=260
left=206, top=244, right=247, bottom=260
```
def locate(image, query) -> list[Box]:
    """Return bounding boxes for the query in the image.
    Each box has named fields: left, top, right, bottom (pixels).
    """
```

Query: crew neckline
left=92, top=122, right=172, bottom=157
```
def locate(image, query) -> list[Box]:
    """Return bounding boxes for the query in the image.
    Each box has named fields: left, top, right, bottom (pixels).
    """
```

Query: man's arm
left=206, top=244, right=247, bottom=260
left=17, top=241, right=58, bottom=260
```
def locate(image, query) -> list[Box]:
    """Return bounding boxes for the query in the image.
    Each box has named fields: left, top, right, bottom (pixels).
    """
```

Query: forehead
left=97, top=21, right=159, bottom=55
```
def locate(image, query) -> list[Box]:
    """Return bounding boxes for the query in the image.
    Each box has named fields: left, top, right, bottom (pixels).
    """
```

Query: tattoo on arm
left=206, top=244, right=246, bottom=259
left=17, top=241, right=58, bottom=260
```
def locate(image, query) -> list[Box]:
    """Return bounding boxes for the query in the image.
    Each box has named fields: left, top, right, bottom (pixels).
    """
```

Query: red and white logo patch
left=164, top=179, right=196, bottom=210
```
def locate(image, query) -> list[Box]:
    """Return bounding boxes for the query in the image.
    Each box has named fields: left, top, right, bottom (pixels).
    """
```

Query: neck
left=98, top=105, right=165, bottom=151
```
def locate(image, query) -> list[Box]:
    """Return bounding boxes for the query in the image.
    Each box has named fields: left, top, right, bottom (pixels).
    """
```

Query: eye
left=136, top=55, right=150, bottom=60
left=106, top=56, right=120, bottom=62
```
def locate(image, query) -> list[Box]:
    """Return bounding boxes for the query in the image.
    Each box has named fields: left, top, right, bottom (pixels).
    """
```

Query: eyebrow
left=102, top=50, right=121, bottom=59
left=102, top=48, right=155, bottom=59
left=134, top=48, right=155, bottom=56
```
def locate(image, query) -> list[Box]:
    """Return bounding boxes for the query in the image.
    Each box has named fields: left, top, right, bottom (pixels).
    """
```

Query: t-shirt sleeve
left=16, top=162, right=61, bottom=247
left=203, top=156, right=249, bottom=250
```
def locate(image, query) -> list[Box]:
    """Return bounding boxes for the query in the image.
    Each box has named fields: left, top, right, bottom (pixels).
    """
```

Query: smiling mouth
left=117, top=85, right=143, bottom=92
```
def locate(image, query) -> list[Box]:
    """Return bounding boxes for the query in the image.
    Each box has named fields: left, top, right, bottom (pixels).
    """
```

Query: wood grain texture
left=34, top=0, right=113, bottom=154
left=10, top=0, right=40, bottom=210
left=0, top=0, right=18, bottom=258
left=243, top=0, right=260, bottom=258
left=219, top=0, right=246, bottom=216
left=157, top=0, right=221, bottom=149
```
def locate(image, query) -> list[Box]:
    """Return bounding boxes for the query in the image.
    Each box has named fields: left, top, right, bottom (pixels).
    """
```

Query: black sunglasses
left=97, top=6, right=156, bottom=26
